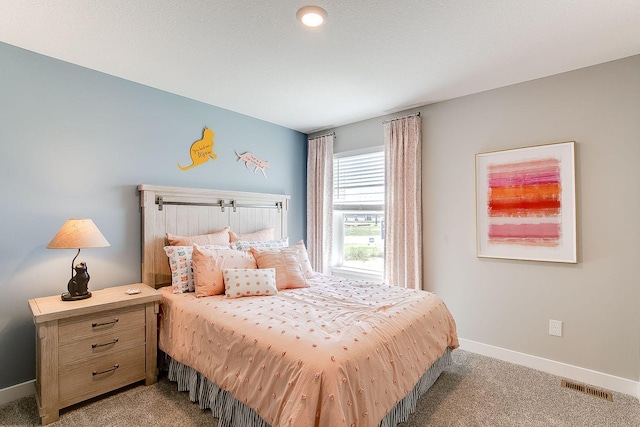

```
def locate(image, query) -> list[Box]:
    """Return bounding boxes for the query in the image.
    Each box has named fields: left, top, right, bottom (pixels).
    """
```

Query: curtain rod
left=382, top=112, right=421, bottom=124
left=308, top=132, right=335, bottom=141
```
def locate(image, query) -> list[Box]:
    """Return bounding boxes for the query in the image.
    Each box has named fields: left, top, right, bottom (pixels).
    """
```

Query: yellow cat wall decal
left=178, top=127, right=217, bottom=170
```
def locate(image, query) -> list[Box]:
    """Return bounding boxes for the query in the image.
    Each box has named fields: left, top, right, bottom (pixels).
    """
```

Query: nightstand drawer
left=58, top=306, right=145, bottom=343
left=58, top=345, right=146, bottom=407
left=59, top=325, right=146, bottom=364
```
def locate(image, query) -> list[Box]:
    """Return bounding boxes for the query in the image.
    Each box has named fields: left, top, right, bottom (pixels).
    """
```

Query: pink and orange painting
left=476, top=142, right=576, bottom=263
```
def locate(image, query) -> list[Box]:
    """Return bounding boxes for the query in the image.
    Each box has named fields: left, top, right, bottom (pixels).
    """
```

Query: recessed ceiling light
left=297, top=6, right=327, bottom=28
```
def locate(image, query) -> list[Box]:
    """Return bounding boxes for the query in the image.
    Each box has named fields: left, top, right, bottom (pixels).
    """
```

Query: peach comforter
left=159, top=274, right=458, bottom=427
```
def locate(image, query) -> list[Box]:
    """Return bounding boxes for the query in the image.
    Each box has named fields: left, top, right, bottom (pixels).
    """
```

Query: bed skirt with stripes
left=165, top=347, right=452, bottom=427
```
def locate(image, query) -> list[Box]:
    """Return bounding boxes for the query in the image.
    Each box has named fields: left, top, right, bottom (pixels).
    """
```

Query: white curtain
left=383, top=115, right=422, bottom=289
left=307, top=134, right=334, bottom=274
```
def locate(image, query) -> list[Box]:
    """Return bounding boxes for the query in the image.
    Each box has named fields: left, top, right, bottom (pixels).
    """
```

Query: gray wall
left=0, top=42, right=307, bottom=389
left=316, top=55, right=640, bottom=382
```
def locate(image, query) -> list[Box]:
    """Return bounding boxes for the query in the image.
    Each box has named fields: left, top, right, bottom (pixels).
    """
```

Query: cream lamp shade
left=47, top=219, right=110, bottom=249
left=47, top=218, right=110, bottom=301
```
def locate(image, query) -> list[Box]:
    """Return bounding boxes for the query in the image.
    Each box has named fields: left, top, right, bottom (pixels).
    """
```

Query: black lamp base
left=62, top=260, right=92, bottom=301
left=61, top=291, right=92, bottom=301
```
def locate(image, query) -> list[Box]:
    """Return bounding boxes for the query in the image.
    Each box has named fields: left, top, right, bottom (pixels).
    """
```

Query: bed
left=138, top=184, right=459, bottom=427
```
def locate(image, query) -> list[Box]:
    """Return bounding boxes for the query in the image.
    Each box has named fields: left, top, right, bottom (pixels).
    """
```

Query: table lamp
left=47, top=219, right=110, bottom=301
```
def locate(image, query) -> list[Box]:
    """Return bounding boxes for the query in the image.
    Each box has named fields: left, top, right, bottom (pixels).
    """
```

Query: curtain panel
left=383, top=115, right=422, bottom=289
left=306, top=134, right=334, bottom=274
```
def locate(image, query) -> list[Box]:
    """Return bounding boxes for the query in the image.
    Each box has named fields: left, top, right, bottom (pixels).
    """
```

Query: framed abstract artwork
left=475, top=141, right=576, bottom=263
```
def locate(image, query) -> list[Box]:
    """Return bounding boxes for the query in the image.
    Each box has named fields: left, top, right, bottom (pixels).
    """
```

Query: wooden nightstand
left=28, top=283, right=162, bottom=425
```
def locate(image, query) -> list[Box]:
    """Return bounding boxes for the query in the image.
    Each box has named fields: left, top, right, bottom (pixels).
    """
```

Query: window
left=332, top=149, right=385, bottom=278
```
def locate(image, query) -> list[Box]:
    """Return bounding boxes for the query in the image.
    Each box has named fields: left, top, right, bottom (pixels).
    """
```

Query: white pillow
left=230, top=238, right=289, bottom=251
left=223, top=268, right=278, bottom=298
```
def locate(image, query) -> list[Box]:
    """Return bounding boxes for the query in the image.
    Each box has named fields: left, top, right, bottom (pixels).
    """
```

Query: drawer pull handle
left=92, top=318, right=119, bottom=327
left=92, top=338, right=119, bottom=348
left=92, top=364, right=119, bottom=376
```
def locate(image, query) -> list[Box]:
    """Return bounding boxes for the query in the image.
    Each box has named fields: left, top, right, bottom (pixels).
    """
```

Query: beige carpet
left=1, top=350, right=638, bottom=426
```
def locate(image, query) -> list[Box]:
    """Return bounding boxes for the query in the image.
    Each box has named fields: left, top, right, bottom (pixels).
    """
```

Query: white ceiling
left=1, top=1, right=639, bottom=134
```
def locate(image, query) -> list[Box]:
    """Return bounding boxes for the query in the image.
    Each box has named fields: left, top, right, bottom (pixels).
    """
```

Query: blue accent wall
left=0, top=41, right=307, bottom=389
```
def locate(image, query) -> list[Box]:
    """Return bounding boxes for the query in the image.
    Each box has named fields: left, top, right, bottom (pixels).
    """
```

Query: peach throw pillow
left=167, top=227, right=230, bottom=246
left=250, top=240, right=314, bottom=290
left=192, top=245, right=257, bottom=297
left=229, top=228, right=274, bottom=242
left=164, top=244, right=229, bottom=294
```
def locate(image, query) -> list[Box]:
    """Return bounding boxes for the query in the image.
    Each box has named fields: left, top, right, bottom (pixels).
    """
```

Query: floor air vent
left=560, top=379, right=613, bottom=401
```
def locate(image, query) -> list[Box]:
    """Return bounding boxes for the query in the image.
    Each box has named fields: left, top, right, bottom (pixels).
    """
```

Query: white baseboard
left=458, top=338, right=640, bottom=400
left=0, top=380, right=34, bottom=406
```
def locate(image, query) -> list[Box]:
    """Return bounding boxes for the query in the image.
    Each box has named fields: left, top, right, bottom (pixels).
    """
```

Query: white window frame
left=331, top=147, right=385, bottom=283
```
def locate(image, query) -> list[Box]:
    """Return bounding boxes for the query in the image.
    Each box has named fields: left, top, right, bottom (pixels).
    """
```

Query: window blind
left=333, top=150, right=384, bottom=210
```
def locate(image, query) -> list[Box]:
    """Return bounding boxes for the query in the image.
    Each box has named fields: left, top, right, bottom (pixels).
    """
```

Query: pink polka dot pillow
left=222, top=268, right=278, bottom=298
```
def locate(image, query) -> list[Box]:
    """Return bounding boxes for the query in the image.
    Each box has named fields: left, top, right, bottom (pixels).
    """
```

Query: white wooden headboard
left=138, top=184, right=290, bottom=288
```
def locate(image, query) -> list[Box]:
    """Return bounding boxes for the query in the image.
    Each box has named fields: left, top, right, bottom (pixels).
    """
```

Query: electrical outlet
left=549, top=319, right=563, bottom=337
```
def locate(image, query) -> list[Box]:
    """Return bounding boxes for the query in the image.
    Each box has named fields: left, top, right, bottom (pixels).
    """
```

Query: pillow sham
left=167, top=226, right=230, bottom=246
left=223, top=268, right=277, bottom=299
left=229, top=228, right=274, bottom=242
left=230, top=237, right=289, bottom=251
left=164, top=244, right=229, bottom=293
left=192, top=245, right=257, bottom=297
left=250, top=240, right=314, bottom=290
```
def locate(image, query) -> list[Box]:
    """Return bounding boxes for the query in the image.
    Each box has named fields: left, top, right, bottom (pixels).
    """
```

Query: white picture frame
left=475, top=141, right=577, bottom=263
